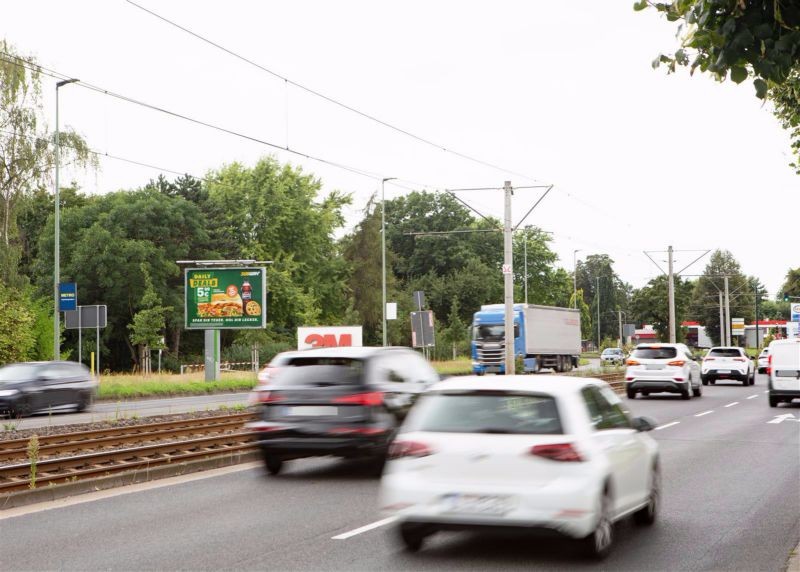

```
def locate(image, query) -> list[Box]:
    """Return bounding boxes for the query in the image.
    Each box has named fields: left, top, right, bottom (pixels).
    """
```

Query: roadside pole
left=78, top=310, right=82, bottom=364
left=719, top=291, right=725, bottom=346
left=724, top=275, right=731, bottom=346
left=668, top=245, right=676, bottom=343
left=96, top=305, right=100, bottom=380
left=503, top=181, right=515, bottom=376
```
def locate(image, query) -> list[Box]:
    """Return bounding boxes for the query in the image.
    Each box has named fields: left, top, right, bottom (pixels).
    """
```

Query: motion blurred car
left=248, top=346, right=439, bottom=476
left=757, top=348, right=770, bottom=374
left=701, top=347, right=754, bottom=386
left=380, top=376, right=659, bottom=559
left=0, top=361, right=97, bottom=418
left=248, top=350, right=299, bottom=405
left=624, top=343, right=702, bottom=400
left=767, top=338, right=800, bottom=407
left=600, top=348, right=625, bottom=366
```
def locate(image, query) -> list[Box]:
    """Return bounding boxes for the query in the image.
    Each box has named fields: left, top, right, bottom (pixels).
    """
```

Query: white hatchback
left=379, top=376, right=660, bottom=559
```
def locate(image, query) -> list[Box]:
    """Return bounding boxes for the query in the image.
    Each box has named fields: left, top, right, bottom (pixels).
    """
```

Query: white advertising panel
left=731, top=318, right=744, bottom=336
left=791, top=303, right=800, bottom=322
left=297, top=326, right=363, bottom=350
left=787, top=322, right=800, bottom=339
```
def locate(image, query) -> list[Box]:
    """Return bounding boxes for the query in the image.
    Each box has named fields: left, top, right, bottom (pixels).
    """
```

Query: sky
left=2, top=1, right=797, bottom=296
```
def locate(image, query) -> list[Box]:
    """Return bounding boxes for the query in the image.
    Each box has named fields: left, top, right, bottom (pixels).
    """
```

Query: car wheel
left=76, top=393, right=92, bottom=413
left=710, top=379, right=716, bottom=385
left=681, top=386, right=691, bottom=400
left=769, top=396, right=780, bottom=408
left=634, top=464, right=659, bottom=526
left=263, top=454, right=284, bottom=476
left=749, top=371, right=755, bottom=385
left=701, top=376, right=708, bottom=386
left=398, top=523, right=430, bottom=552
left=626, top=387, right=636, bottom=399
left=692, top=384, right=702, bottom=397
left=581, top=488, right=614, bottom=560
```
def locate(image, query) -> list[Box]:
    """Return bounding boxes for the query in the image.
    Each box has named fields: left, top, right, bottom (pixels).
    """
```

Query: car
left=0, top=361, right=97, bottom=418
left=600, top=348, right=625, bottom=366
left=379, top=375, right=660, bottom=559
left=248, top=350, right=300, bottom=405
left=757, top=348, right=769, bottom=374
left=248, top=346, right=440, bottom=476
left=624, top=343, right=702, bottom=400
left=700, top=347, right=754, bottom=386
left=767, top=338, right=800, bottom=407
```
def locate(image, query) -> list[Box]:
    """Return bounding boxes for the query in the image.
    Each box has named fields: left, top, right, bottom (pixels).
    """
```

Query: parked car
left=600, top=348, right=625, bottom=366
left=248, top=346, right=440, bottom=475
left=0, top=361, right=97, bottom=418
left=624, top=343, right=702, bottom=400
left=757, top=348, right=770, bottom=374
left=380, top=375, right=660, bottom=559
left=701, top=347, right=754, bottom=386
left=767, top=338, right=800, bottom=407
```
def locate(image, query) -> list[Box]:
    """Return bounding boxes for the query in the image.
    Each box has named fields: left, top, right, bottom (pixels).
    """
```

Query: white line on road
left=747, top=394, right=759, bottom=400
left=655, top=421, right=680, bottom=431
left=764, top=391, right=769, bottom=394
left=332, top=517, right=397, bottom=540
left=695, top=410, right=714, bottom=417
left=724, top=402, right=739, bottom=408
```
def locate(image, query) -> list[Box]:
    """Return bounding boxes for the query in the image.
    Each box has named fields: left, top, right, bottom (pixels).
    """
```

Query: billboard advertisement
left=731, top=318, right=745, bottom=337
left=297, top=326, right=363, bottom=350
left=791, top=303, right=800, bottom=322
left=185, top=267, right=266, bottom=329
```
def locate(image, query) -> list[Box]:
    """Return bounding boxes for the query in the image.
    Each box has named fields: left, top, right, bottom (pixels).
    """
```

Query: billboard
left=791, top=303, right=800, bottom=322
left=297, top=326, right=363, bottom=350
left=731, top=318, right=745, bottom=336
left=185, top=267, right=266, bottom=329
left=410, top=311, right=435, bottom=348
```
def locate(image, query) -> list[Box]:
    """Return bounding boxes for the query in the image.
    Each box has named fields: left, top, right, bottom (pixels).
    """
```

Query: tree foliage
left=630, top=274, right=695, bottom=341
left=0, top=281, right=35, bottom=362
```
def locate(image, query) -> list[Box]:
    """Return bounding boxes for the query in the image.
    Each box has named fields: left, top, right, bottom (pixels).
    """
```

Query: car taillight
left=767, top=354, right=772, bottom=375
left=626, top=359, right=640, bottom=366
left=333, top=392, right=384, bottom=406
left=388, top=440, right=433, bottom=459
left=257, top=391, right=285, bottom=404
left=667, top=360, right=685, bottom=366
left=530, top=443, right=584, bottom=462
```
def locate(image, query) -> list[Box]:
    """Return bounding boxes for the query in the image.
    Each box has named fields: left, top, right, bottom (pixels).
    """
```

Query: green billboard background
left=184, top=267, right=267, bottom=329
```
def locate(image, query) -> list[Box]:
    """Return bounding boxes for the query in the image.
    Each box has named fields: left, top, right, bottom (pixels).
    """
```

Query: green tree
left=514, top=228, right=573, bottom=307
left=440, top=298, right=469, bottom=360
left=575, top=254, right=630, bottom=341
left=630, top=274, right=695, bottom=342
left=128, top=265, right=172, bottom=374
left=569, top=288, right=593, bottom=343
left=781, top=267, right=800, bottom=298
left=0, top=281, right=36, bottom=363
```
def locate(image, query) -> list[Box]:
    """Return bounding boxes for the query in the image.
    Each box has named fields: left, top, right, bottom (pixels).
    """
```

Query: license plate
left=442, top=493, right=511, bottom=516
left=285, top=406, right=337, bottom=416
left=645, top=364, right=665, bottom=370
left=717, top=370, right=731, bottom=374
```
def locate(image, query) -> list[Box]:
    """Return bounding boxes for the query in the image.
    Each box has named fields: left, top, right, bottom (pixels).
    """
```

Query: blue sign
left=59, top=282, right=77, bottom=312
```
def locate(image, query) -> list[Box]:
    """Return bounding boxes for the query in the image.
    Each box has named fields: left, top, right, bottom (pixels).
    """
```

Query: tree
left=440, top=298, right=469, bottom=360
left=514, top=228, right=573, bottom=307
left=0, top=280, right=36, bottom=363
left=630, top=274, right=695, bottom=341
left=781, top=267, right=800, bottom=298
left=575, top=254, right=631, bottom=342
left=128, top=265, right=171, bottom=375
left=569, top=288, right=593, bottom=343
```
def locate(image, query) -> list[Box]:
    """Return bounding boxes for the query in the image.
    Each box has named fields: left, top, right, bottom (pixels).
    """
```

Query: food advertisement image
left=185, top=267, right=266, bottom=329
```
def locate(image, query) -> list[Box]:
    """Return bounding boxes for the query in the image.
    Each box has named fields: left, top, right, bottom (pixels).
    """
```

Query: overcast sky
left=3, top=1, right=797, bottom=296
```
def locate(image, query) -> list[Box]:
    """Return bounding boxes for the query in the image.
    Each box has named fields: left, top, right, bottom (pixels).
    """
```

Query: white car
left=624, top=343, right=702, bottom=400
left=767, top=338, right=800, bottom=407
left=701, top=347, right=754, bottom=386
left=380, top=376, right=660, bottom=559
left=757, top=348, right=769, bottom=374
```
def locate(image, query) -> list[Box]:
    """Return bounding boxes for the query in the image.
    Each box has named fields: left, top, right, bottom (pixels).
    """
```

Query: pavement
left=1, top=373, right=798, bottom=571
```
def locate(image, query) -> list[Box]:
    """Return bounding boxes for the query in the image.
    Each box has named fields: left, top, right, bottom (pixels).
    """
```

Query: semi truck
left=471, top=304, right=581, bottom=375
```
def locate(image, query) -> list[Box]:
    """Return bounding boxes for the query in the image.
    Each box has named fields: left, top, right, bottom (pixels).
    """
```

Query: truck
left=471, top=304, right=581, bottom=375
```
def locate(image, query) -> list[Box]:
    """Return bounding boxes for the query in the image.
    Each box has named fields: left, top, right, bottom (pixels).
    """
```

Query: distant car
left=600, top=348, right=625, bottom=366
left=624, top=343, right=702, bottom=400
left=0, top=361, right=97, bottom=418
left=757, top=348, right=769, bottom=374
left=701, top=347, right=754, bottom=386
left=380, top=375, right=660, bottom=559
left=767, top=338, right=800, bottom=407
left=248, top=346, right=440, bottom=476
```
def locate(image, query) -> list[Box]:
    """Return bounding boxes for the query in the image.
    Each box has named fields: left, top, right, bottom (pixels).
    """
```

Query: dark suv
left=249, top=347, right=439, bottom=475
left=0, top=361, right=97, bottom=417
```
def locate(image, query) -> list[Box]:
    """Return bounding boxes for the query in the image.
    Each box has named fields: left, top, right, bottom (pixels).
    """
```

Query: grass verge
left=431, top=357, right=473, bottom=377
left=98, top=372, right=256, bottom=400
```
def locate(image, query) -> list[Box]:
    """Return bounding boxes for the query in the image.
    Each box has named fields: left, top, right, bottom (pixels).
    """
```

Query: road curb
left=0, top=448, right=260, bottom=511
left=788, top=541, right=800, bottom=572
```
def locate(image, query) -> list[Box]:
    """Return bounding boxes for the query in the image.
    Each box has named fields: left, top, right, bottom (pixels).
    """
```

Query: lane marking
left=655, top=421, right=680, bottom=431
left=332, top=517, right=397, bottom=540
left=764, top=391, right=769, bottom=394
left=724, top=402, right=739, bottom=408
left=695, top=410, right=714, bottom=417
left=747, top=395, right=759, bottom=400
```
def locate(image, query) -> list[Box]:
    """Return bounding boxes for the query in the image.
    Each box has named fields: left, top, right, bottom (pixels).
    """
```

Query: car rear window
left=631, top=347, right=677, bottom=359
left=273, top=358, right=365, bottom=387
left=708, top=349, right=743, bottom=357
left=402, top=391, right=563, bottom=435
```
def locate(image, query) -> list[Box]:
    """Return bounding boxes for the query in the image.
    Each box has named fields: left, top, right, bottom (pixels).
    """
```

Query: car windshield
left=272, top=358, right=365, bottom=387
left=402, top=391, right=563, bottom=435
left=0, top=364, right=39, bottom=383
left=473, top=324, right=519, bottom=341
left=602, top=349, right=621, bottom=355
left=631, top=347, right=677, bottom=359
left=708, top=349, right=744, bottom=357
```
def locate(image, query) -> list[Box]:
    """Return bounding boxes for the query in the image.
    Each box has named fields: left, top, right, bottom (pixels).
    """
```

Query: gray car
left=0, top=361, right=97, bottom=417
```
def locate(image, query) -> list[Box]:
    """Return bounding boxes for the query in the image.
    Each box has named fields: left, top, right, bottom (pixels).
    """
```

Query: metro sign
left=297, top=326, right=363, bottom=350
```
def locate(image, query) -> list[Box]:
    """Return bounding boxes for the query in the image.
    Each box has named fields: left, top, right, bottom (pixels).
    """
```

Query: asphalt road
left=1, top=373, right=798, bottom=571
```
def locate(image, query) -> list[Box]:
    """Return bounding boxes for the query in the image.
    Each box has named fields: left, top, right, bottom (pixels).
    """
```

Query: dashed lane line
left=332, top=517, right=397, bottom=540
left=655, top=421, right=680, bottom=431
left=724, top=402, right=739, bottom=408
left=695, top=410, right=714, bottom=417
left=747, top=394, right=759, bottom=400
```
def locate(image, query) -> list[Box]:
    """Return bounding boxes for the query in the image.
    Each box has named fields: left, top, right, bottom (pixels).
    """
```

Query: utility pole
left=724, top=275, right=731, bottom=346
left=380, top=177, right=395, bottom=347
left=667, top=245, right=676, bottom=343
left=755, top=284, right=760, bottom=349
left=719, top=291, right=725, bottom=346
left=618, top=310, right=623, bottom=348
left=503, top=181, right=515, bottom=376
left=573, top=249, right=581, bottom=310
left=523, top=229, right=528, bottom=306
left=596, top=276, right=601, bottom=350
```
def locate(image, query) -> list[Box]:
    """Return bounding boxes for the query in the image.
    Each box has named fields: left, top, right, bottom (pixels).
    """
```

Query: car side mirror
left=631, top=416, right=656, bottom=432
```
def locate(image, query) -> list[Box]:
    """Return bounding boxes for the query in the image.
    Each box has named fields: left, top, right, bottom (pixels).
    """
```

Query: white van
left=767, top=338, right=800, bottom=407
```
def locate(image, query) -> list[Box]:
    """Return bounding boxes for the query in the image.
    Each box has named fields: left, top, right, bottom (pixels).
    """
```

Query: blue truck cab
left=471, top=304, right=529, bottom=375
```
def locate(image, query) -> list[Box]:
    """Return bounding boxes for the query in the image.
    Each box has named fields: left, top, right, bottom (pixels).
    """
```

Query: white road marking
left=332, top=517, right=397, bottom=540
left=768, top=414, right=799, bottom=425
left=655, top=421, right=680, bottom=431
left=724, top=402, right=739, bottom=408
left=747, top=394, right=759, bottom=400
left=695, top=410, right=714, bottom=417
left=764, top=391, right=769, bottom=394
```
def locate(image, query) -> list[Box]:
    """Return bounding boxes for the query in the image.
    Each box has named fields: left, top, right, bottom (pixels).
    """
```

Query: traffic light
left=784, top=294, right=791, bottom=302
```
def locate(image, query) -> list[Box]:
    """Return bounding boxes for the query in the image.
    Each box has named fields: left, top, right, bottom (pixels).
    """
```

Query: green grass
left=431, top=357, right=473, bottom=376
left=98, top=372, right=257, bottom=400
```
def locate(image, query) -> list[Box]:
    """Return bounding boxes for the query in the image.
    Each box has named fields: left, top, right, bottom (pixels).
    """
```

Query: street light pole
left=523, top=229, right=528, bottom=305
left=380, top=177, right=395, bottom=347
left=54, top=78, right=79, bottom=360
left=573, top=249, right=581, bottom=309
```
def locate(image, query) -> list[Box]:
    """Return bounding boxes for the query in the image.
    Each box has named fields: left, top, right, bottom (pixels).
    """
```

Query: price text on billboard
left=185, top=267, right=266, bottom=329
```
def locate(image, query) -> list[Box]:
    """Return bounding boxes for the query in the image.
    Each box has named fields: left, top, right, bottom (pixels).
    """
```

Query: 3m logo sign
left=304, top=333, right=353, bottom=348
left=297, top=327, right=363, bottom=350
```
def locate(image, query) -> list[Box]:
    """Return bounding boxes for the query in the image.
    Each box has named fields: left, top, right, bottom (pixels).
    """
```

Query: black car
left=248, top=346, right=439, bottom=476
left=0, top=361, right=98, bottom=418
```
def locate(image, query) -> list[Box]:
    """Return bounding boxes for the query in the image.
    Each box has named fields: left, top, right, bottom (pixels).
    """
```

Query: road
left=1, top=373, right=798, bottom=571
